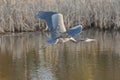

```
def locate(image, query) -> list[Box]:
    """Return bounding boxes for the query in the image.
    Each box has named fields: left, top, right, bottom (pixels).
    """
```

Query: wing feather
left=66, top=25, right=82, bottom=37
left=52, top=13, right=66, bottom=38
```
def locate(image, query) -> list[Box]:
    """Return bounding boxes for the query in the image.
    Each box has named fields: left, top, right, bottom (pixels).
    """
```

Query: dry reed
left=0, top=0, right=119, bottom=33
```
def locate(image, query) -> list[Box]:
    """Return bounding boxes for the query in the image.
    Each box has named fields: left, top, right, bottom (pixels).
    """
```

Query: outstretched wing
left=66, top=25, right=82, bottom=37
left=51, top=13, right=66, bottom=38
left=36, top=11, right=57, bottom=34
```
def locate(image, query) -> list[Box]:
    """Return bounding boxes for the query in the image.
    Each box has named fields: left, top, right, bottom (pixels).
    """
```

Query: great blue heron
left=36, top=11, right=95, bottom=44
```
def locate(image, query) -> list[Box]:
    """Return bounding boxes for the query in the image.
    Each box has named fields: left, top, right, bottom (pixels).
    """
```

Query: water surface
left=0, top=30, right=120, bottom=80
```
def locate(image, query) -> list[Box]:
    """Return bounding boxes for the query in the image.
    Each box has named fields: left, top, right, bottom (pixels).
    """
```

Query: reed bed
left=0, top=0, right=119, bottom=33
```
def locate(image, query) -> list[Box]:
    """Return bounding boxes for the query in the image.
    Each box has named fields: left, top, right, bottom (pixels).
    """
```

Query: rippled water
left=0, top=30, right=120, bottom=80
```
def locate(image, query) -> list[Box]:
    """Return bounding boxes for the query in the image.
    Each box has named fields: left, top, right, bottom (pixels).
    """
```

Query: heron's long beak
left=84, top=38, right=96, bottom=42
left=79, top=38, right=96, bottom=42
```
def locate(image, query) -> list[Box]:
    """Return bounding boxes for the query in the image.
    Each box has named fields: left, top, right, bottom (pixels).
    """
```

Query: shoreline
left=0, top=0, right=119, bottom=32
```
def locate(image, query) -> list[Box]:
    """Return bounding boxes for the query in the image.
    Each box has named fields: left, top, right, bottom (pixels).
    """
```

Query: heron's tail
left=46, top=37, right=58, bottom=44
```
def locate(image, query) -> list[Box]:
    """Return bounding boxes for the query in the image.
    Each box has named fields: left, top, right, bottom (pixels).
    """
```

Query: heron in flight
left=36, top=11, right=95, bottom=44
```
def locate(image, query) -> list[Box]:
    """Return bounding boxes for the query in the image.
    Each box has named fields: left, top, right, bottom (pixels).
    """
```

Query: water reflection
left=0, top=31, right=120, bottom=80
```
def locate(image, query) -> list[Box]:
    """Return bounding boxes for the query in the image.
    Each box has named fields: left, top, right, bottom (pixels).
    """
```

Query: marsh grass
left=0, top=0, right=120, bottom=33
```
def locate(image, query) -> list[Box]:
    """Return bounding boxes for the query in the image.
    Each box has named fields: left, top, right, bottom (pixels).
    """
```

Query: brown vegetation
left=0, top=0, right=119, bottom=33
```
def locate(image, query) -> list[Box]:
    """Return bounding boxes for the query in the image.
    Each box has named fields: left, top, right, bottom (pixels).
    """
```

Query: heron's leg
left=54, top=39, right=59, bottom=44
left=44, top=25, right=48, bottom=31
